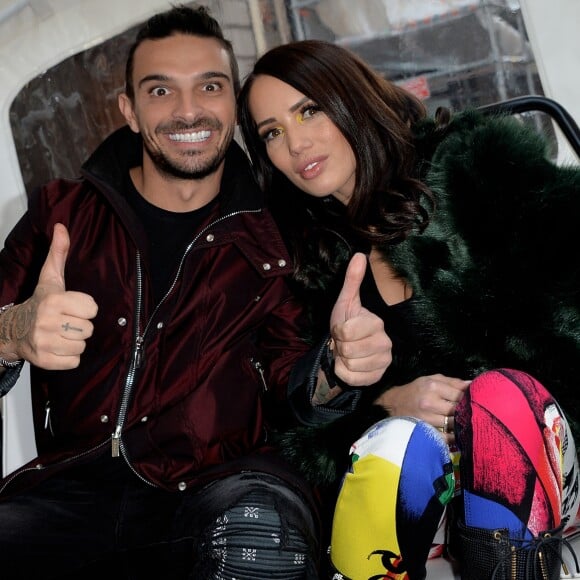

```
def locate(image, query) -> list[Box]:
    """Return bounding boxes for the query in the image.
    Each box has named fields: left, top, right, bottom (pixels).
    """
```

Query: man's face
left=119, top=33, right=237, bottom=180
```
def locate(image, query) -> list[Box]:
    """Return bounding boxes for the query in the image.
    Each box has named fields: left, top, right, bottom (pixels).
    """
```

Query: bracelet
left=0, top=303, right=23, bottom=368
left=0, top=357, right=22, bottom=369
left=320, top=338, right=349, bottom=390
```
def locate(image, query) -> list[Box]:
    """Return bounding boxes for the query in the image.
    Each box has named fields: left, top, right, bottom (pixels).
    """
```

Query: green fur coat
left=276, top=109, right=580, bottom=487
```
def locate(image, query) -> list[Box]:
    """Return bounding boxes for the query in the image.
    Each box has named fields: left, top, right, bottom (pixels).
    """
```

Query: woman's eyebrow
left=255, top=96, right=311, bottom=130
left=256, top=116, right=276, bottom=131
left=289, top=96, right=310, bottom=113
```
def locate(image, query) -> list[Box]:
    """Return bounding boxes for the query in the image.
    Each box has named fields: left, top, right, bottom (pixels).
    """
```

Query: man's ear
left=118, top=93, right=139, bottom=133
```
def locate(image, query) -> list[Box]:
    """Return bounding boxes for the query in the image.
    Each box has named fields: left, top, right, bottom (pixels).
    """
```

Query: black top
left=359, top=259, right=418, bottom=384
left=124, top=175, right=217, bottom=303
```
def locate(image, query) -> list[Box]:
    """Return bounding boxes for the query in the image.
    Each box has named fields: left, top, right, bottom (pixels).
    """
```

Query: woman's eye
left=262, top=127, right=284, bottom=142
left=298, top=103, right=320, bottom=121
left=302, top=106, right=318, bottom=119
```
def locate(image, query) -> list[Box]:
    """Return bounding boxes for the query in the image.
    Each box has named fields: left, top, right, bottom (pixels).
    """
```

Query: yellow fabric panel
left=331, top=453, right=408, bottom=579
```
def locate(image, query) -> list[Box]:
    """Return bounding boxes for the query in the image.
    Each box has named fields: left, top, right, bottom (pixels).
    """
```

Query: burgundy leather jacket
left=0, top=127, right=332, bottom=496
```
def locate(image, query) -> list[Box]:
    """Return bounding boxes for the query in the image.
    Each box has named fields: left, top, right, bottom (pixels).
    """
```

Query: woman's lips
left=297, top=156, right=327, bottom=179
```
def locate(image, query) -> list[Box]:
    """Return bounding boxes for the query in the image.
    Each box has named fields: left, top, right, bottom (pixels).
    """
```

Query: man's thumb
left=38, top=223, right=70, bottom=289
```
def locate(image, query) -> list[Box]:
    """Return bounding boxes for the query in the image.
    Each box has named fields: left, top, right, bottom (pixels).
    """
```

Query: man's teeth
left=169, top=131, right=211, bottom=142
left=305, top=162, right=317, bottom=171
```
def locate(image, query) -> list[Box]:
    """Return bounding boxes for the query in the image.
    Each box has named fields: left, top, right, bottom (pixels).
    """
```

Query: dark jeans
left=0, top=455, right=320, bottom=579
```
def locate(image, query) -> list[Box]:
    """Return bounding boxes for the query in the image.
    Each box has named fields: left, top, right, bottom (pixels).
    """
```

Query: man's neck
left=129, top=162, right=224, bottom=213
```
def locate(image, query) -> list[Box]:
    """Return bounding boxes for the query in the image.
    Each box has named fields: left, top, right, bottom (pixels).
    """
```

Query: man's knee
left=188, top=473, right=320, bottom=579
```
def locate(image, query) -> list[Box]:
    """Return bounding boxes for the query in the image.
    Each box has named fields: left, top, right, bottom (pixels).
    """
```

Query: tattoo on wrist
left=0, top=303, right=25, bottom=366
left=312, top=378, right=333, bottom=405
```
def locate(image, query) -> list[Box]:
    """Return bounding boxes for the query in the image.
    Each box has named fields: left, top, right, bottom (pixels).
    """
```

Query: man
left=0, top=5, right=390, bottom=579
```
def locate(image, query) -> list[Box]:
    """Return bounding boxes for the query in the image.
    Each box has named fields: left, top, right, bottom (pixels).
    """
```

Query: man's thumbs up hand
left=3, top=224, right=98, bottom=370
left=328, top=253, right=392, bottom=387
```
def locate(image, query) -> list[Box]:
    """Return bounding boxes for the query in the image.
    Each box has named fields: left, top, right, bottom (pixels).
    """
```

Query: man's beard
left=144, top=122, right=235, bottom=180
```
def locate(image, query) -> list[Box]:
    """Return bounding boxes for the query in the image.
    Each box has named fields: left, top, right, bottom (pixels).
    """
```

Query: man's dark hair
left=124, top=3, right=240, bottom=100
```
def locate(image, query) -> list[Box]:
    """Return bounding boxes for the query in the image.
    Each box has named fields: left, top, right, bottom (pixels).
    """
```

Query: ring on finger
left=443, top=415, right=450, bottom=433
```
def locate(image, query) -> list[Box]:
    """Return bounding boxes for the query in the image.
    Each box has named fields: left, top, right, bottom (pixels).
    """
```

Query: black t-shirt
left=125, top=176, right=217, bottom=303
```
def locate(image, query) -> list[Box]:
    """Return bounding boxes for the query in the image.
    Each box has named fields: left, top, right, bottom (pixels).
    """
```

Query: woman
left=238, top=40, right=580, bottom=579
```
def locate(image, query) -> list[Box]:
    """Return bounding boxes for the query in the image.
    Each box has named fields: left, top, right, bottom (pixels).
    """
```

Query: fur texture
left=276, top=110, right=580, bottom=487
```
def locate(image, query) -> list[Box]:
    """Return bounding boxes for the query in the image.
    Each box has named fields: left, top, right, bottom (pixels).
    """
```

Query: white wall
left=0, top=0, right=176, bottom=239
left=520, top=0, right=580, bottom=124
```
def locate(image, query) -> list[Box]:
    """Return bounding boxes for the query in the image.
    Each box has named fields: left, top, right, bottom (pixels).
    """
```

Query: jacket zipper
left=251, top=358, right=268, bottom=392
left=111, top=251, right=144, bottom=457
left=44, top=400, right=54, bottom=435
left=110, top=208, right=262, bottom=464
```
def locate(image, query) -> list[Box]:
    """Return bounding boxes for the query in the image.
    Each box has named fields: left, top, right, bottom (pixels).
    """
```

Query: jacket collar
left=81, top=125, right=264, bottom=215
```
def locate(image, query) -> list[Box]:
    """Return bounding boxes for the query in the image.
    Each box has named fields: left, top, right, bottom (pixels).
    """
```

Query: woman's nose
left=287, top=127, right=312, bottom=156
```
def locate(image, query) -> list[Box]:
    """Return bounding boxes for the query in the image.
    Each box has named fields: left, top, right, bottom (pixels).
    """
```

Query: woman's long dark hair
left=238, top=39, right=433, bottom=241
left=238, top=40, right=435, bottom=332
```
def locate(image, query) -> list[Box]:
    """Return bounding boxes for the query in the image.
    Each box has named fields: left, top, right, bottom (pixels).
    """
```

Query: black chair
left=478, top=94, right=580, bottom=159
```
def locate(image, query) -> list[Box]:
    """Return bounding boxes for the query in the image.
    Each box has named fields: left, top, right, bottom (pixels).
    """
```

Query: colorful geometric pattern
left=455, top=369, right=568, bottom=540
left=330, top=416, right=454, bottom=579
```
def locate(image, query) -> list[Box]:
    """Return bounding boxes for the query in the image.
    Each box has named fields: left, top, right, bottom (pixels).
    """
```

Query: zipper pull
left=134, top=336, right=144, bottom=368
left=111, top=425, right=122, bottom=458
left=44, top=401, right=52, bottom=433
left=252, top=359, right=268, bottom=392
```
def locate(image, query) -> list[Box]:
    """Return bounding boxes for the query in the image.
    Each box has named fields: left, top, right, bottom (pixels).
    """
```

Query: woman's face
left=247, top=75, right=357, bottom=205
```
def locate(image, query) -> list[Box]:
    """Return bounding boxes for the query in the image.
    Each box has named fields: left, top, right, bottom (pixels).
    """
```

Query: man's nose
left=173, top=92, right=203, bottom=120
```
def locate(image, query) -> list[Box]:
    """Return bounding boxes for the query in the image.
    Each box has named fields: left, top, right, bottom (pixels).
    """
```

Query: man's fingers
left=59, top=318, right=95, bottom=340
left=60, top=291, right=99, bottom=320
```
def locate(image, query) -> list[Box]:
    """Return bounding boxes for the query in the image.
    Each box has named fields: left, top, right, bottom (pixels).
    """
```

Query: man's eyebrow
left=138, top=74, right=169, bottom=89
left=198, top=71, right=232, bottom=83
left=255, top=96, right=310, bottom=130
left=137, top=71, right=231, bottom=89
